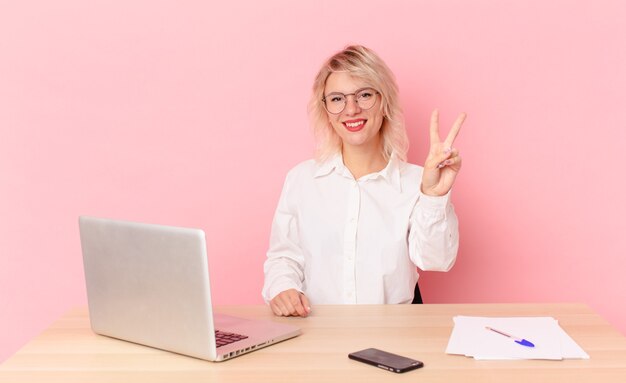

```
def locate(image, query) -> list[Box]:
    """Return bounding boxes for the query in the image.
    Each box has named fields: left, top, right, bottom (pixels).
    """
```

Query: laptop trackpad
left=213, top=313, right=300, bottom=341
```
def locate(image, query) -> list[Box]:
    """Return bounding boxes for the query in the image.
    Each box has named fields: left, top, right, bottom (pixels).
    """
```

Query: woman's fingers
left=270, top=297, right=290, bottom=316
left=430, top=110, right=466, bottom=149
left=429, top=109, right=441, bottom=146
left=433, top=148, right=460, bottom=168
left=438, top=154, right=462, bottom=169
left=300, top=293, right=312, bottom=315
left=443, top=113, right=466, bottom=148
left=270, top=289, right=311, bottom=317
left=270, top=301, right=284, bottom=316
left=289, top=292, right=308, bottom=317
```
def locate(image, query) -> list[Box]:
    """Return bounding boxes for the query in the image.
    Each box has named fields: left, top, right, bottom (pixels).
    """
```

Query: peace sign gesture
left=421, top=110, right=466, bottom=197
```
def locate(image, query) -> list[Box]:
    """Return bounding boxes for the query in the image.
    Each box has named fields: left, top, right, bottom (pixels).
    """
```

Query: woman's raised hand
left=421, top=110, right=466, bottom=197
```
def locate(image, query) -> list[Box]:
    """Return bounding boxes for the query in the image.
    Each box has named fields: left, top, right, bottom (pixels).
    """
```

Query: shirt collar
left=314, top=153, right=343, bottom=178
left=314, top=152, right=403, bottom=193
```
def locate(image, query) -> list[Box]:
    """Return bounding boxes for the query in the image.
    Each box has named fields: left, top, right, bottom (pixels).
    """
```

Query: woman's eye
left=330, top=96, right=344, bottom=103
left=359, top=92, right=373, bottom=100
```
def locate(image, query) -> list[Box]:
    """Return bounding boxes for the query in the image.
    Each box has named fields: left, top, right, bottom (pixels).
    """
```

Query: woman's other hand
left=269, top=289, right=312, bottom=317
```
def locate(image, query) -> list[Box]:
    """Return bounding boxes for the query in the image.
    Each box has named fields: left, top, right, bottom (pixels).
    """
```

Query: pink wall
left=1, top=1, right=625, bottom=362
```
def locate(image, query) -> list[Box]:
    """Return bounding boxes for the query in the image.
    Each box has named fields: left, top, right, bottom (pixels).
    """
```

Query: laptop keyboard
left=215, top=330, right=249, bottom=348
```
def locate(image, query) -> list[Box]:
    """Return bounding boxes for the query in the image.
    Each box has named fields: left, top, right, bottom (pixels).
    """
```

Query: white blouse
left=262, top=154, right=459, bottom=304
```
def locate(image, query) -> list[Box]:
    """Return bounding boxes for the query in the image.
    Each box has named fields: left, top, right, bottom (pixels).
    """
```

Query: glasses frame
left=322, top=88, right=380, bottom=115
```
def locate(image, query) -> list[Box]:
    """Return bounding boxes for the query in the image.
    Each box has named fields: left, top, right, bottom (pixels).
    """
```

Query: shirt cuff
left=418, top=189, right=451, bottom=211
left=265, top=280, right=303, bottom=303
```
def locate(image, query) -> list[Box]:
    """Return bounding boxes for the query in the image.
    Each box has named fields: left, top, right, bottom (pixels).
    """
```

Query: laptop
left=78, top=216, right=301, bottom=361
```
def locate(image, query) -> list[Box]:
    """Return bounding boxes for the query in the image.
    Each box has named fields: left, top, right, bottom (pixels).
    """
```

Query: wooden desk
left=1, top=304, right=625, bottom=382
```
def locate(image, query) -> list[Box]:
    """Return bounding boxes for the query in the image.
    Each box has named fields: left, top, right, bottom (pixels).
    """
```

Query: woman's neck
left=342, top=143, right=387, bottom=180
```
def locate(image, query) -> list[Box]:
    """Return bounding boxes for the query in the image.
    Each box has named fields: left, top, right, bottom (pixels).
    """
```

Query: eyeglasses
left=322, top=88, right=380, bottom=114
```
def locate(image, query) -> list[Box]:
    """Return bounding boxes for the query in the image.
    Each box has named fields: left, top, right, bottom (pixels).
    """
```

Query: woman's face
left=324, top=72, right=384, bottom=152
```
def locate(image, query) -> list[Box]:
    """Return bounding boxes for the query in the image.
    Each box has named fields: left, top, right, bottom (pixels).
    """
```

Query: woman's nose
left=343, top=95, right=361, bottom=115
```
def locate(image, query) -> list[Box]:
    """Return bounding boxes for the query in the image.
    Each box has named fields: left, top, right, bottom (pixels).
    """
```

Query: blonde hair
left=308, top=45, right=408, bottom=162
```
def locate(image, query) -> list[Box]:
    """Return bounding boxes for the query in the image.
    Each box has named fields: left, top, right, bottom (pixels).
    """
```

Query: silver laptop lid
left=79, top=216, right=218, bottom=360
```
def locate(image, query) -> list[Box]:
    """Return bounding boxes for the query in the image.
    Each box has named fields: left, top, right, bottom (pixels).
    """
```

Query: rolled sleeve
left=262, top=171, right=306, bottom=303
left=408, top=190, right=459, bottom=272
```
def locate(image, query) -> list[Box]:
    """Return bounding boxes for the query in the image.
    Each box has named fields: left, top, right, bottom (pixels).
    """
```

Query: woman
left=262, top=45, right=465, bottom=317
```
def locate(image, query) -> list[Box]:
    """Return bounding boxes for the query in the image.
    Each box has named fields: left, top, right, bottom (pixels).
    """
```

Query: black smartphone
left=348, top=348, right=424, bottom=373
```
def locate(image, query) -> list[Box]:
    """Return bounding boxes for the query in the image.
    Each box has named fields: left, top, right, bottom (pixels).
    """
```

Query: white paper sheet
left=445, top=316, right=589, bottom=360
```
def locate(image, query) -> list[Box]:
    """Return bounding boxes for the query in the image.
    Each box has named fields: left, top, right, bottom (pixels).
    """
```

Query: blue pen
left=485, top=327, right=535, bottom=347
